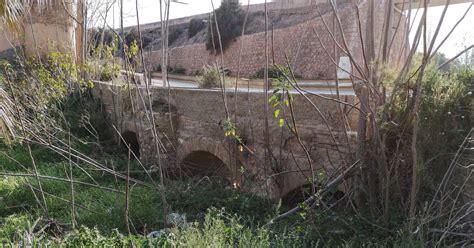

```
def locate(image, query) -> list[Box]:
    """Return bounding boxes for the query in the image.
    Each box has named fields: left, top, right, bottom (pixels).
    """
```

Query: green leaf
left=284, top=100, right=289, bottom=106
left=279, top=118, right=284, bottom=127
left=269, top=95, right=277, bottom=102
left=274, top=109, right=280, bottom=118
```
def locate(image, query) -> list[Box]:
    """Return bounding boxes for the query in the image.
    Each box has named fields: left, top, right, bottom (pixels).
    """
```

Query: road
left=148, top=78, right=356, bottom=96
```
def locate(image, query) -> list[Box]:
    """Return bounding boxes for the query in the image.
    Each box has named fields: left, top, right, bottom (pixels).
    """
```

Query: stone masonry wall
left=145, top=1, right=407, bottom=79
left=123, top=0, right=337, bottom=32
left=0, top=0, right=77, bottom=58
left=146, top=4, right=349, bottom=79
left=93, top=81, right=359, bottom=198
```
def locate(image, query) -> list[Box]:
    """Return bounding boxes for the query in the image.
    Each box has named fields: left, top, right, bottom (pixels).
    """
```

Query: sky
left=103, top=0, right=473, bottom=59
left=410, top=3, right=473, bottom=59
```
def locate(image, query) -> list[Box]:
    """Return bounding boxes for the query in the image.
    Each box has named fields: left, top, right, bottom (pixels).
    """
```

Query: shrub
left=251, top=64, right=289, bottom=79
left=88, top=40, right=122, bottom=82
left=89, top=28, right=115, bottom=49
left=154, top=65, right=186, bottom=75
left=188, top=18, right=205, bottom=39
left=162, top=209, right=271, bottom=247
left=124, top=30, right=138, bottom=48
left=220, top=67, right=231, bottom=76
left=206, top=0, right=244, bottom=51
left=168, top=28, right=183, bottom=46
left=197, top=65, right=221, bottom=89
left=170, top=66, right=186, bottom=75
left=385, top=63, right=473, bottom=188
left=99, top=63, right=121, bottom=81
left=418, top=66, right=473, bottom=180
left=154, top=64, right=162, bottom=73
left=1, top=52, right=92, bottom=113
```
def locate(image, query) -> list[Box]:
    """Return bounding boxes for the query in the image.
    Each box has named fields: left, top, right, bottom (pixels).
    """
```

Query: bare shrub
left=197, top=65, right=221, bottom=89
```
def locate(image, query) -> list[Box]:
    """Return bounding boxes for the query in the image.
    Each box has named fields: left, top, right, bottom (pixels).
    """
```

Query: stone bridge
left=93, top=81, right=359, bottom=200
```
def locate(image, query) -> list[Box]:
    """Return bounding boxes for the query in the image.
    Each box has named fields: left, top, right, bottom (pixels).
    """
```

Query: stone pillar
left=24, top=0, right=77, bottom=58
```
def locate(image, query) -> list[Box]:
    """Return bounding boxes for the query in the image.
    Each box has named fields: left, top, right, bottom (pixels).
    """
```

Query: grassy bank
left=0, top=140, right=427, bottom=247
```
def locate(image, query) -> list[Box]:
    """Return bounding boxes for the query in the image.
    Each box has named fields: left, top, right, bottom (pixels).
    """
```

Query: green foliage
left=167, top=181, right=272, bottom=222
left=161, top=209, right=276, bottom=247
left=1, top=52, right=92, bottom=116
left=386, top=63, right=473, bottom=190
left=220, top=118, right=245, bottom=151
left=431, top=52, right=461, bottom=72
left=0, top=214, right=32, bottom=242
left=125, top=31, right=138, bottom=48
left=170, top=66, right=186, bottom=75
left=206, top=0, right=244, bottom=51
left=252, top=64, right=290, bottom=79
left=418, top=66, right=473, bottom=181
left=91, top=33, right=118, bottom=61
left=61, top=226, right=158, bottom=247
left=62, top=96, right=114, bottom=151
left=268, top=65, right=292, bottom=127
left=188, top=18, right=206, bottom=39
left=126, top=40, right=139, bottom=60
left=0, top=208, right=428, bottom=247
left=41, top=50, right=93, bottom=93
left=222, top=118, right=237, bottom=137
left=89, top=40, right=122, bottom=82
left=197, top=65, right=221, bottom=88
left=0, top=49, right=451, bottom=246
left=152, top=64, right=186, bottom=75
left=89, top=33, right=137, bottom=79
left=0, top=127, right=432, bottom=246
left=99, top=62, right=121, bottom=81
left=0, top=137, right=274, bottom=233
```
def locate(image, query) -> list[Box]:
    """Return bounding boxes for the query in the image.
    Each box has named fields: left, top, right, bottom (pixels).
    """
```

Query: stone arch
left=281, top=183, right=313, bottom=208
left=120, top=131, right=140, bottom=158
left=181, top=151, right=230, bottom=181
left=177, top=138, right=240, bottom=185
left=281, top=182, right=347, bottom=208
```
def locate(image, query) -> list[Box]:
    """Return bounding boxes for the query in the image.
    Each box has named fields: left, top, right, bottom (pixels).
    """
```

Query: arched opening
left=181, top=151, right=231, bottom=185
left=282, top=184, right=313, bottom=208
left=121, top=131, right=140, bottom=158
left=281, top=184, right=346, bottom=209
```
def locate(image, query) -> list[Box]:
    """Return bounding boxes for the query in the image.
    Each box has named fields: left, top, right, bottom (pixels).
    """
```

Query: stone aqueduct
left=93, top=81, right=359, bottom=199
